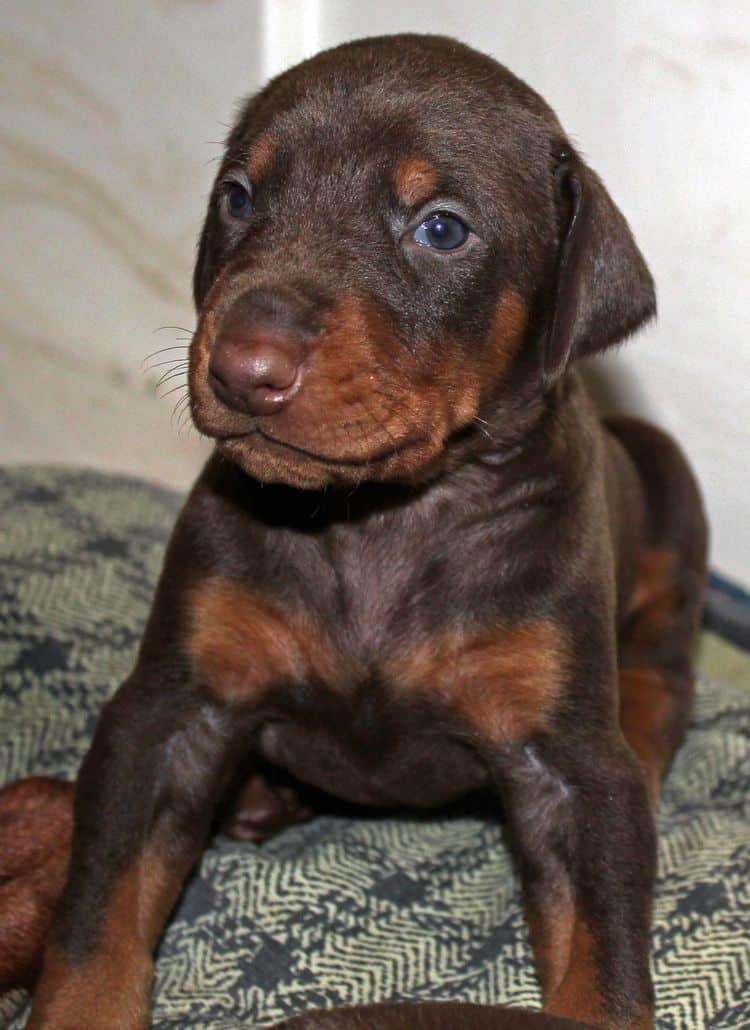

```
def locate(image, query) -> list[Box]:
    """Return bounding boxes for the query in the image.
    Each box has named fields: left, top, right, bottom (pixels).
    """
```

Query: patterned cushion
left=0, top=467, right=748, bottom=1030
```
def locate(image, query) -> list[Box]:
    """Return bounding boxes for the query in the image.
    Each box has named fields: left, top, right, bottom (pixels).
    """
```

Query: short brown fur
left=390, top=620, right=567, bottom=743
left=190, top=580, right=337, bottom=702
left=247, top=133, right=277, bottom=184
left=546, top=917, right=605, bottom=1027
left=393, top=155, right=439, bottom=207
left=626, top=549, right=683, bottom=645
left=618, top=667, right=671, bottom=802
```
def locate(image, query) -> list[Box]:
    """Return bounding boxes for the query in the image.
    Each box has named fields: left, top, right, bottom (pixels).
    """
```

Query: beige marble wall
left=2, top=1, right=748, bottom=581
left=1, top=1, right=271, bottom=489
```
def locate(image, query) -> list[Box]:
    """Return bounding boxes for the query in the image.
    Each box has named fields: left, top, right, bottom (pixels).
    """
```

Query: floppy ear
left=543, top=154, right=656, bottom=386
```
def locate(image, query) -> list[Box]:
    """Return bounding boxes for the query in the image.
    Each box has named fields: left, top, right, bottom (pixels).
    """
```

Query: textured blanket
left=0, top=467, right=748, bottom=1029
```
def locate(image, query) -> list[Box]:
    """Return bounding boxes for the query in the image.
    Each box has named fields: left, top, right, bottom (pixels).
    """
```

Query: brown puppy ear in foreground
left=0, top=777, right=74, bottom=991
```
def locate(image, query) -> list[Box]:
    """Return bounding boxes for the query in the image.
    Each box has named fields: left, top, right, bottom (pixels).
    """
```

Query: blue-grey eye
left=224, top=182, right=253, bottom=219
left=413, top=212, right=469, bottom=250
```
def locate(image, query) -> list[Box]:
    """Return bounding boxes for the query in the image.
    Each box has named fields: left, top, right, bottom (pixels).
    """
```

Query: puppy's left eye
left=413, top=212, right=469, bottom=250
left=222, top=181, right=253, bottom=219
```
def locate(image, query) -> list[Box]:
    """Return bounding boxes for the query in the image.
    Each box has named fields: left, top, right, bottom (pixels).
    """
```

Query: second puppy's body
left=7, top=34, right=706, bottom=1030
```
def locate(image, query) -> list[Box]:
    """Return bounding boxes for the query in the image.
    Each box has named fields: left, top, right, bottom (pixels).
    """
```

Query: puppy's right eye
left=222, top=182, right=253, bottom=220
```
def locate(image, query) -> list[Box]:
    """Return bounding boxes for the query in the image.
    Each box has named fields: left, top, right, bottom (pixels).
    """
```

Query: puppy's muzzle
left=208, top=286, right=320, bottom=417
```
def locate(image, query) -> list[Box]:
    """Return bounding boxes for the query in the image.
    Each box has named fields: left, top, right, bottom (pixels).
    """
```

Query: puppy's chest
left=187, top=550, right=567, bottom=752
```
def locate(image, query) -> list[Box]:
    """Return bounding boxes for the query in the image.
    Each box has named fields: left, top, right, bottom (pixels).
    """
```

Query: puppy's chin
left=215, top=432, right=446, bottom=490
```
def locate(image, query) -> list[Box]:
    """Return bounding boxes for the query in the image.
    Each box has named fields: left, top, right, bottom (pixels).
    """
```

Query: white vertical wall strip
left=262, top=0, right=323, bottom=79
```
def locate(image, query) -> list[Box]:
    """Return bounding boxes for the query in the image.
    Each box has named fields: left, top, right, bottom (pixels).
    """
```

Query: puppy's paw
left=223, top=772, right=314, bottom=843
left=0, top=777, right=74, bottom=990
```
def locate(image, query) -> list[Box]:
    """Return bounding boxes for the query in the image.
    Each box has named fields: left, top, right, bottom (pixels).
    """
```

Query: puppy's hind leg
left=0, top=777, right=74, bottom=991
left=608, top=416, right=709, bottom=803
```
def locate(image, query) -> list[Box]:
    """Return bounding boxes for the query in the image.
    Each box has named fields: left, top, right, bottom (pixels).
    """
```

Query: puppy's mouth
left=211, top=421, right=437, bottom=489
left=227, top=427, right=416, bottom=467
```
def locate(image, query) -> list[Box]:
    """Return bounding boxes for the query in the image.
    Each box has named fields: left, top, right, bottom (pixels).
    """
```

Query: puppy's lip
left=214, top=428, right=256, bottom=443
left=259, top=427, right=417, bottom=466
left=220, top=426, right=417, bottom=468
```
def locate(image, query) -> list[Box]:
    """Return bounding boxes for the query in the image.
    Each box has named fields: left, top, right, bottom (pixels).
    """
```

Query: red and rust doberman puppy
left=0, top=33, right=707, bottom=1030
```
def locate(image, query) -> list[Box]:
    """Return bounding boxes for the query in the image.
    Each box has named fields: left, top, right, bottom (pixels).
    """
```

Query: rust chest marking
left=387, top=620, right=568, bottom=744
left=188, top=579, right=567, bottom=745
left=188, top=579, right=338, bottom=704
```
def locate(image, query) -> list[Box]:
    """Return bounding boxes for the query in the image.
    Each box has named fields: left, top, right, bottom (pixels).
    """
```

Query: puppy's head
left=189, top=34, right=655, bottom=489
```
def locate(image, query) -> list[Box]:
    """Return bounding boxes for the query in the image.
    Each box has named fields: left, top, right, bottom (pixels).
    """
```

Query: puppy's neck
left=204, top=372, right=589, bottom=535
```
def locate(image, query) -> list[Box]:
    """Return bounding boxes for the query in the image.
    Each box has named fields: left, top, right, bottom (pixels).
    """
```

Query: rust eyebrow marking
left=393, top=155, right=439, bottom=207
left=247, top=133, right=277, bottom=183
left=188, top=579, right=337, bottom=703
left=389, top=619, right=567, bottom=744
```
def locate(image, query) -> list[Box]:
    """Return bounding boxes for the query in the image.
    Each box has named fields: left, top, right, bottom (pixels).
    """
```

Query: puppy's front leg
left=498, top=716, right=656, bottom=1029
left=27, top=672, right=251, bottom=1030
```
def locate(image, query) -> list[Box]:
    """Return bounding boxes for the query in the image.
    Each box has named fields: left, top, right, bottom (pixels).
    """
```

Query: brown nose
left=208, top=288, right=314, bottom=416
left=209, top=330, right=302, bottom=416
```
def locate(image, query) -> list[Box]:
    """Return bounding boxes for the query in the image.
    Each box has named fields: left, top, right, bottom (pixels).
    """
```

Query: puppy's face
left=188, top=35, right=654, bottom=489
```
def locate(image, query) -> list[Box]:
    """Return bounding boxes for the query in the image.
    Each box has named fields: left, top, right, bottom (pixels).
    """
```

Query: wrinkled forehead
left=225, top=47, right=563, bottom=209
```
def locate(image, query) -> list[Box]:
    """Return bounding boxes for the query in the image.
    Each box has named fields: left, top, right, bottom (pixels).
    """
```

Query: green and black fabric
left=0, top=467, right=748, bottom=1030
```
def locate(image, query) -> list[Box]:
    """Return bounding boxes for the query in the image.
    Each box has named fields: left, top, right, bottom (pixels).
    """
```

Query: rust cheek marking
left=444, top=288, right=528, bottom=426
left=281, top=294, right=398, bottom=447
left=393, top=155, right=439, bottom=207
left=247, top=132, right=277, bottom=184
left=285, top=294, right=449, bottom=477
left=485, top=289, right=527, bottom=377
left=189, top=580, right=336, bottom=703
left=317, top=294, right=470, bottom=478
left=626, top=548, right=682, bottom=645
left=265, top=289, right=526, bottom=484
left=311, top=296, right=404, bottom=421
left=390, top=620, right=567, bottom=744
